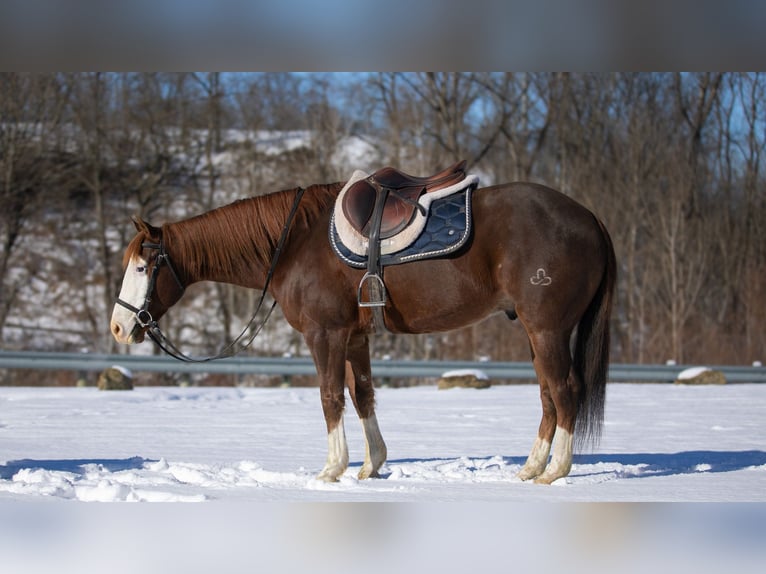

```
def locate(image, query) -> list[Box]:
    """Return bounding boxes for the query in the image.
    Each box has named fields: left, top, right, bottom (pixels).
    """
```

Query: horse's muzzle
left=110, top=319, right=146, bottom=344
left=129, top=323, right=147, bottom=344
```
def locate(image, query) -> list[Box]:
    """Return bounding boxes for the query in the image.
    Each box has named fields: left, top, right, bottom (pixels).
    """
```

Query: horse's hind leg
left=517, top=379, right=556, bottom=481
left=345, top=334, right=387, bottom=479
left=518, top=330, right=579, bottom=484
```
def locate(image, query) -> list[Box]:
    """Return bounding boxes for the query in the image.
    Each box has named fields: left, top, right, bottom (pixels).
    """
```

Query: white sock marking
left=317, top=417, right=349, bottom=481
left=359, top=415, right=387, bottom=478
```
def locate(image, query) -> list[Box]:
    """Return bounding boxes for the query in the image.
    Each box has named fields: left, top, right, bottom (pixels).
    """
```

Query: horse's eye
left=136, top=266, right=146, bottom=273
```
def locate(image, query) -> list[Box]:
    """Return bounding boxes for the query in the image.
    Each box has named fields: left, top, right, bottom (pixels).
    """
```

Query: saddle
left=331, top=160, right=476, bottom=329
left=342, top=160, right=467, bottom=239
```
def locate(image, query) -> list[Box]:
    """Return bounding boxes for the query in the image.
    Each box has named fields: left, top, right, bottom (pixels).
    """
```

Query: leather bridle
left=115, top=240, right=185, bottom=331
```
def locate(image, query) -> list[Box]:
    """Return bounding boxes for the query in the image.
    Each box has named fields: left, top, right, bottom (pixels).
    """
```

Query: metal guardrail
left=0, top=350, right=764, bottom=383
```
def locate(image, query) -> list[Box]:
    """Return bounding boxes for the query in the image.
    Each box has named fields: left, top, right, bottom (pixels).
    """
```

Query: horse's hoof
left=532, top=469, right=567, bottom=485
left=516, top=466, right=543, bottom=481
left=533, top=474, right=555, bottom=485
left=316, top=472, right=340, bottom=483
left=316, top=467, right=344, bottom=482
left=357, top=468, right=380, bottom=480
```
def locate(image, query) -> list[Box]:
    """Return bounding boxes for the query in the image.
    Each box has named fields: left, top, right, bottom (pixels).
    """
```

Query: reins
left=116, top=187, right=305, bottom=362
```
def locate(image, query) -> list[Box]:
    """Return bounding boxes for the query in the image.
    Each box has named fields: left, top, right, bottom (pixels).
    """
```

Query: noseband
left=115, top=241, right=185, bottom=330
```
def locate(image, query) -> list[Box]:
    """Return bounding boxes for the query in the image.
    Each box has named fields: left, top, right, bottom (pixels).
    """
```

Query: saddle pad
left=334, top=171, right=479, bottom=256
left=330, top=188, right=473, bottom=268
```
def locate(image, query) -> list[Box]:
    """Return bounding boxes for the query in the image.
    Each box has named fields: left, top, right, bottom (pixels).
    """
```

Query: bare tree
left=400, top=72, right=484, bottom=166
left=473, top=72, right=550, bottom=182
left=0, top=73, right=68, bottom=342
left=707, top=73, right=766, bottom=361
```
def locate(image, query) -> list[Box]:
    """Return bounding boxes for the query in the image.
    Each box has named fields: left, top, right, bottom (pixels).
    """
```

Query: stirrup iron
left=358, top=272, right=387, bottom=308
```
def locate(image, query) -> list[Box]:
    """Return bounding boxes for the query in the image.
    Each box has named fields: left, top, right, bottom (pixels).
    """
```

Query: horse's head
left=110, top=217, right=186, bottom=344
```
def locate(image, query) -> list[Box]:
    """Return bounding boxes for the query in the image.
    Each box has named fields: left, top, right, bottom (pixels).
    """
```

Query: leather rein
left=115, top=187, right=305, bottom=363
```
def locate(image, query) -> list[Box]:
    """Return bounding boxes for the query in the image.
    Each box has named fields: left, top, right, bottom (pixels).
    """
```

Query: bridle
left=115, top=240, right=185, bottom=332
left=115, top=186, right=305, bottom=363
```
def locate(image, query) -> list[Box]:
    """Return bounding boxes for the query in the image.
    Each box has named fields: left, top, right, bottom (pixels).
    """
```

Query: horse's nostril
left=112, top=323, right=121, bottom=337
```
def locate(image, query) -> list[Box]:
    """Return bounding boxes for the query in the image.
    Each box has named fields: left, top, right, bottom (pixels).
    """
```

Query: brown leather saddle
left=342, top=160, right=467, bottom=239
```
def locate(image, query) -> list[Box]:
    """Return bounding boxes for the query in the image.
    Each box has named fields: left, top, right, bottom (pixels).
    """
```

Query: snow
left=110, top=365, right=133, bottom=378
left=677, top=366, right=711, bottom=379
left=1, top=382, right=765, bottom=573
left=2, top=383, right=764, bottom=502
left=440, top=368, right=489, bottom=380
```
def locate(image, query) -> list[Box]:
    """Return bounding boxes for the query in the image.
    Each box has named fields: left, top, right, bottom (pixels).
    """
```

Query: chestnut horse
left=111, top=179, right=616, bottom=484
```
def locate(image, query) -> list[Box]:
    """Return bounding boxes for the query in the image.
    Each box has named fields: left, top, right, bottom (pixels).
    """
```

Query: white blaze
left=110, top=254, right=150, bottom=344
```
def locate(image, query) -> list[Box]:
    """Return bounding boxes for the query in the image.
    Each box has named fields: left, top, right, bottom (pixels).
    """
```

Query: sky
left=1, top=2, right=763, bottom=70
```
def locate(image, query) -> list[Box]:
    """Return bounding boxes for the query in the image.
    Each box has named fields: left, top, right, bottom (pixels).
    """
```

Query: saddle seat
left=342, top=160, right=467, bottom=239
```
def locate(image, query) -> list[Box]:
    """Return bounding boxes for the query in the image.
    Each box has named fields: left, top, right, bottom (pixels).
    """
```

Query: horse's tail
left=573, top=216, right=617, bottom=449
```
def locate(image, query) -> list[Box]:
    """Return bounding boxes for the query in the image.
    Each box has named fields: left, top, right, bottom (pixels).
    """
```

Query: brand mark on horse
left=530, top=268, right=552, bottom=286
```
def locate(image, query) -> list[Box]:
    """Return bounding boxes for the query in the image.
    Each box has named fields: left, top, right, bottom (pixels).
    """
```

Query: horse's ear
left=131, top=215, right=160, bottom=238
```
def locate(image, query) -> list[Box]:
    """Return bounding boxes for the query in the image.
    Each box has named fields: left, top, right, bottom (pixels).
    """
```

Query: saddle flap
left=341, top=179, right=377, bottom=234
left=379, top=188, right=421, bottom=237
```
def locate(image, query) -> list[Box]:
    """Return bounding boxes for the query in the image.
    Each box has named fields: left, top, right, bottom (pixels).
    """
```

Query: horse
left=110, top=175, right=616, bottom=485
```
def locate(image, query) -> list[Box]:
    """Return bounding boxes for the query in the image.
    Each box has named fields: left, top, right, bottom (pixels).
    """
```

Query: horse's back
left=475, top=181, right=601, bottom=230
left=473, top=182, right=607, bottom=260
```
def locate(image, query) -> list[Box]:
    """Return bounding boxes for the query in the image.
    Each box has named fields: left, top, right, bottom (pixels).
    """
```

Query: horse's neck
left=164, top=184, right=340, bottom=290
left=164, top=207, right=270, bottom=290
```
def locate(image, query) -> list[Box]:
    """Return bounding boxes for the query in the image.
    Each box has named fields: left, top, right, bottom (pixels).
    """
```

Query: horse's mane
left=138, top=183, right=340, bottom=278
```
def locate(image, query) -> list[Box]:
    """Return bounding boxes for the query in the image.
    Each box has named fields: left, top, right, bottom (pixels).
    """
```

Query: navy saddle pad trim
left=330, top=188, right=473, bottom=268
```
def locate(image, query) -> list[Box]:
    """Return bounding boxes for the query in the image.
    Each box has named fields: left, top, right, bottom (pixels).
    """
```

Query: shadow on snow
left=570, top=450, right=766, bottom=479
left=2, top=451, right=764, bottom=482
left=0, top=457, right=154, bottom=480
left=364, top=450, right=766, bottom=481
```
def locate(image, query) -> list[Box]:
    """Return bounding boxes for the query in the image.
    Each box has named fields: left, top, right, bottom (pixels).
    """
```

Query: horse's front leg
left=306, top=327, right=351, bottom=482
left=345, top=334, right=387, bottom=479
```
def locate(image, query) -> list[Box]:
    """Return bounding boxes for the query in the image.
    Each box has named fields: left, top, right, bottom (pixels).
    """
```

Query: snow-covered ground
left=2, top=382, right=764, bottom=502
left=1, top=382, right=765, bottom=574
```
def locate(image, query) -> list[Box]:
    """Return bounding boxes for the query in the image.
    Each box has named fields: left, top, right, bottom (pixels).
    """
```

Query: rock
left=437, top=369, right=491, bottom=390
left=674, top=367, right=726, bottom=385
left=98, top=365, right=134, bottom=390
